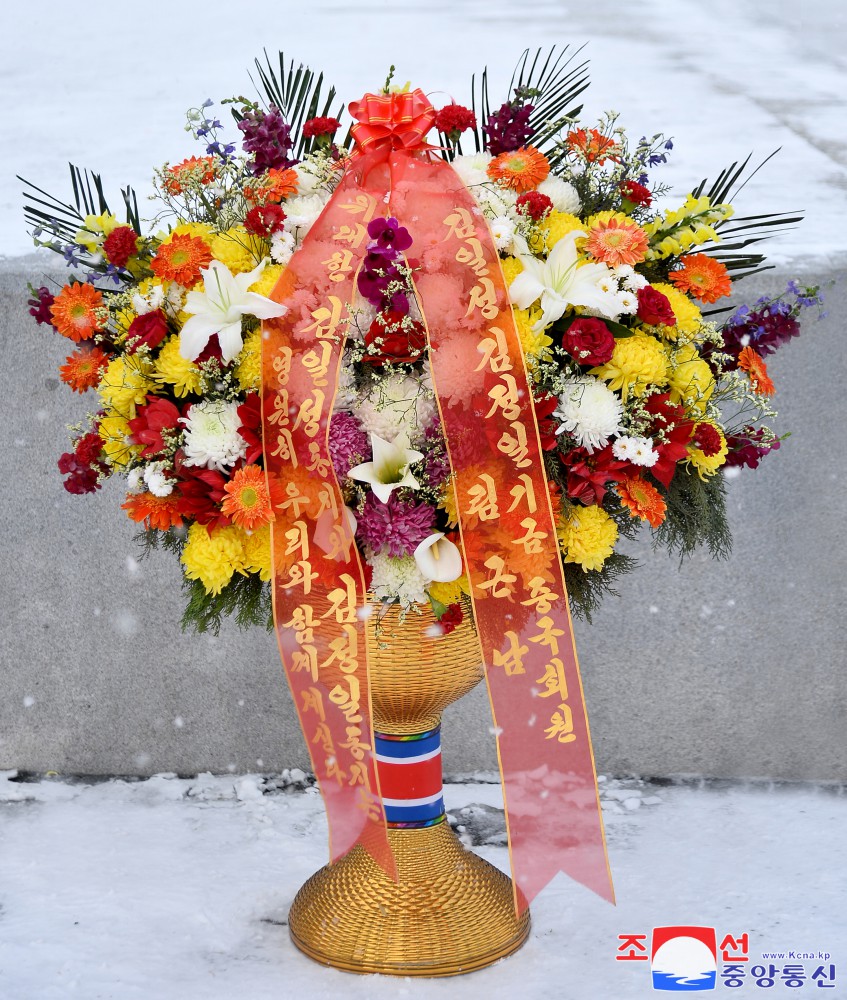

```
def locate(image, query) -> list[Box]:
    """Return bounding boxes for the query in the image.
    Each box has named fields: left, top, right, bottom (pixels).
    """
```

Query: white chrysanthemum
left=451, top=152, right=493, bottom=188
left=143, top=462, right=174, bottom=497
left=554, top=376, right=624, bottom=453
left=615, top=291, right=639, bottom=315
left=334, top=360, right=358, bottom=411
left=282, top=194, right=329, bottom=238
left=270, top=230, right=296, bottom=265
left=293, top=163, right=322, bottom=194
left=476, top=185, right=518, bottom=220
left=356, top=372, right=436, bottom=446
left=180, top=399, right=247, bottom=471
left=126, top=467, right=144, bottom=493
left=131, top=284, right=165, bottom=316
left=367, top=550, right=429, bottom=606
left=537, top=176, right=581, bottom=215
left=489, top=215, right=516, bottom=252
left=612, top=264, right=648, bottom=291
left=612, top=435, right=659, bottom=467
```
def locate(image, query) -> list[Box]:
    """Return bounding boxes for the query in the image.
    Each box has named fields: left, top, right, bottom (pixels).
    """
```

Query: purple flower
left=237, top=105, right=296, bottom=175
left=484, top=98, right=534, bottom=156
left=725, top=426, right=781, bottom=470
left=27, top=286, right=55, bottom=326
left=424, top=423, right=450, bottom=487
left=356, top=493, right=437, bottom=557
left=367, top=217, right=412, bottom=252
left=328, top=412, right=370, bottom=478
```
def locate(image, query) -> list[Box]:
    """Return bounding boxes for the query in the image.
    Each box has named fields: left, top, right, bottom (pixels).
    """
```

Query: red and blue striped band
left=375, top=727, right=444, bottom=828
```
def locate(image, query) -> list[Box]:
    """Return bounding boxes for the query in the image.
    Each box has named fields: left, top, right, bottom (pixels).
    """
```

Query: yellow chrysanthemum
left=154, top=335, right=202, bottom=397
left=686, top=420, right=728, bottom=479
left=233, top=328, right=262, bottom=393
left=512, top=306, right=553, bottom=364
left=651, top=282, right=703, bottom=340
left=429, top=574, right=470, bottom=606
left=98, top=355, right=153, bottom=418
left=439, top=479, right=459, bottom=527
left=239, top=523, right=272, bottom=582
left=537, top=211, right=584, bottom=249
left=159, top=221, right=214, bottom=245
left=98, top=413, right=142, bottom=468
left=668, top=343, right=715, bottom=414
left=209, top=227, right=264, bottom=273
left=591, top=334, right=668, bottom=402
left=557, top=505, right=618, bottom=572
left=181, top=522, right=248, bottom=595
left=499, top=255, right=523, bottom=286
left=248, top=263, right=284, bottom=299
left=111, top=306, right=136, bottom=343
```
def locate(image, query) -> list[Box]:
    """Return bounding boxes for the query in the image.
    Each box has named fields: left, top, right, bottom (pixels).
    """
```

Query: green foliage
left=654, top=466, right=732, bottom=564
left=565, top=552, right=639, bottom=624
left=181, top=573, right=273, bottom=636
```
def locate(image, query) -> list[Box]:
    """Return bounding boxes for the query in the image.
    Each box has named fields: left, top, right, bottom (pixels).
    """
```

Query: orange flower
left=244, top=167, right=299, bottom=205
left=150, top=234, right=213, bottom=287
left=585, top=217, right=649, bottom=267
left=50, top=282, right=104, bottom=342
left=59, top=345, right=109, bottom=393
left=737, top=346, right=775, bottom=396
left=122, top=491, right=184, bottom=531
left=566, top=128, right=620, bottom=164
left=163, top=156, right=218, bottom=196
left=487, top=146, right=550, bottom=192
left=221, top=464, right=274, bottom=529
left=615, top=476, right=667, bottom=528
left=669, top=254, right=732, bottom=304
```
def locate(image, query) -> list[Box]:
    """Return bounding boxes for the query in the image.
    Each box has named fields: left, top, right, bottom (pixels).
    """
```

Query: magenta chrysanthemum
left=424, top=424, right=451, bottom=487
left=329, top=412, right=370, bottom=477
left=357, top=494, right=436, bottom=557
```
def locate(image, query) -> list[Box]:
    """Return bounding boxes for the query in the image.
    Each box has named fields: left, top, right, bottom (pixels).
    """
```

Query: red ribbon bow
left=349, top=89, right=436, bottom=155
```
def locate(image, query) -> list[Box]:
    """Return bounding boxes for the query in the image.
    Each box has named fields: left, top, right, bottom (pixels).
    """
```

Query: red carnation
left=58, top=429, right=107, bottom=495
left=363, top=311, right=426, bottom=366
left=516, top=190, right=553, bottom=221
left=637, top=285, right=676, bottom=327
left=620, top=180, right=652, bottom=208
left=125, top=310, right=169, bottom=354
left=103, top=226, right=140, bottom=268
left=128, top=396, right=182, bottom=458
left=302, top=116, right=341, bottom=139
left=561, top=317, right=616, bottom=366
left=438, top=603, right=465, bottom=635
left=693, top=422, right=723, bottom=457
left=434, top=104, right=477, bottom=141
left=244, top=203, right=287, bottom=238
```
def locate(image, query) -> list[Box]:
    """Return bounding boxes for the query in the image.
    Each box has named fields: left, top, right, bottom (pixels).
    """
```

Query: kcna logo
left=650, top=926, right=718, bottom=992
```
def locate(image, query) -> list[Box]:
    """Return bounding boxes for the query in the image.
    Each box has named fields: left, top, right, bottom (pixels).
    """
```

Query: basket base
left=288, top=821, right=530, bottom=977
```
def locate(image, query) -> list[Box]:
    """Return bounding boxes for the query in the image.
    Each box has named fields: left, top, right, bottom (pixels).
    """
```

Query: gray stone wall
left=1, top=258, right=844, bottom=780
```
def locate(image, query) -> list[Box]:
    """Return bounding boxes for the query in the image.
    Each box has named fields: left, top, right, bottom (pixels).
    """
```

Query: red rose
left=561, top=317, right=616, bottom=366
left=620, top=180, right=652, bottom=208
left=363, top=311, right=426, bottom=365
left=129, top=396, right=182, bottom=458
left=244, top=203, right=287, bottom=238
left=103, top=225, right=140, bottom=268
left=516, top=191, right=553, bottom=221
left=637, top=286, right=675, bottom=327
left=125, top=310, right=169, bottom=354
left=303, top=116, right=341, bottom=139
left=438, top=603, right=464, bottom=635
left=434, top=105, right=476, bottom=139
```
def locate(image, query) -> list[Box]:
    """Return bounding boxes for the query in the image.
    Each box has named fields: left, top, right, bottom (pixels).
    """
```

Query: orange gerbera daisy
left=245, top=167, right=299, bottom=205
left=616, top=476, right=667, bottom=528
left=50, top=282, right=104, bottom=342
left=566, top=128, right=620, bottom=164
left=150, top=234, right=213, bottom=287
left=669, top=254, right=732, bottom=304
left=121, top=491, right=184, bottom=531
left=221, top=464, right=274, bottom=530
left=487, top=146, right=550, bottom=192
left=163, top=155, right=218, bottom=196
left=585, top=217, right=649, bottom=267
left=59, top=345, right=110, bottom=393
left=737, top=346, right=775, bottom=396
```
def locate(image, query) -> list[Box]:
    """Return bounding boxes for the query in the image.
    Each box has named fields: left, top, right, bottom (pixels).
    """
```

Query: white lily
left=509, top=230, right=617, bottom=332
left=179, top=259, right=287, bottom=364
left=348, top=432, right=423, bottom=504
left=414, top=533, right=463, bottom=583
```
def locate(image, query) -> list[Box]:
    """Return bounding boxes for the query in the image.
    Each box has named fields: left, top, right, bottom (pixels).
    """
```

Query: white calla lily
left=348, top=432, right=423, bottom=504
left=509, top=230, right=617, bottom=331
left=179, top=259, right=287, bottom=364
left=413, top=532, right=463, bottom=583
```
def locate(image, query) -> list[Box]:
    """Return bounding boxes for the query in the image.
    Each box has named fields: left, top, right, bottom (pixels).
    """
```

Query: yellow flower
left=154, top=335, right=202, bottom=397
left=687, top=420, right=728, bottom=479
left=428, top=574, right=470, bottom=605
left=557, top=505, right=618, bottom=572
left=98, top=355, right=153, bottom=418
left=111, top=306, right=137, bottom=344
left=668, top=343, right=715, bottom=414
left=512, top=306, right=553, bottom=364
left=233, top=328, right=262, bottom=393
left=209, top=227, right=264, bottom=273
left=591, top=334, right=668, bottom=402
left=439, top=478, right=459, bottom=527
left=537, top=211, right=583, bottom=249
left=75, top=212, right=120, bottom=254
left=651, top=282, right=703, bottom=340
left=181, top=522, right=248, bottom=595
left=240, top=523, right=272, bottom=582
left=500, top=255, right=524, bottom=286
left=159, top=222, right=214, bottom=245
left=247, top=263, right=284, bottom=299
left=98, top=413, right=141, bottom=468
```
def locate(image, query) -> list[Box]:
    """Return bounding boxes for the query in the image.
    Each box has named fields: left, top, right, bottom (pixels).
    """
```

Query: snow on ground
left=2, top=0, right=846, bottom=266
left=0, top=772, right=843, bottom=999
